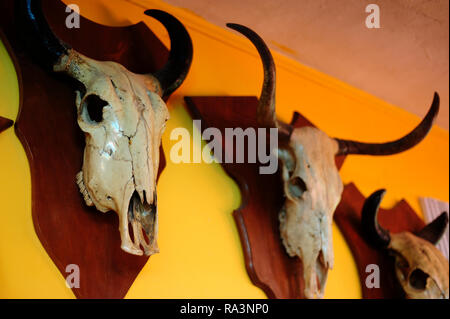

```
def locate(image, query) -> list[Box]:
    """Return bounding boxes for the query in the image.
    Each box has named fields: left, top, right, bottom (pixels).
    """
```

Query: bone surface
left=57, top=50, right=169, bottom=256
left=389, top=232, right=449, bottom=299
left=279, top=126, right=343, bottom=299
left=362, top=189, right=449, bottom=299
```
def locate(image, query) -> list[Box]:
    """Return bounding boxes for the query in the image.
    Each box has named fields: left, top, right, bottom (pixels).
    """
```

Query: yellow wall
left=0, top=0, right=448, bottom=299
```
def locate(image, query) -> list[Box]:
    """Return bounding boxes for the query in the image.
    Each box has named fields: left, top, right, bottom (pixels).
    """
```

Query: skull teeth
left=76, top=171, right=93, bottom=206
left=127, top=191, right=159, bottom=256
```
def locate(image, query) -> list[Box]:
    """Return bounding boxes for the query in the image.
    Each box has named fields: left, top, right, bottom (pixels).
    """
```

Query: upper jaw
left=127, top=190, right=159, bottom=256
left=76, top=170, right=159, bottom=256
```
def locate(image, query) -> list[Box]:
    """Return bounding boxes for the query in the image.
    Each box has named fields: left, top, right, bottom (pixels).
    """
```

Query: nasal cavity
left=85, top=95, right=108, bottom=123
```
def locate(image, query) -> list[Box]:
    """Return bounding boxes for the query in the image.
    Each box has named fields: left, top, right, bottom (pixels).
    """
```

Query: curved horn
left=336, top=92, right=439, bottom=156
left=416, top=211, right=449, bottom=245
left=361, top=189, right=391, bottom=248
left=226, top=23, right=276, bottom=128
left=144, top=10, right=193, bottom=100
left=18, top=0, right=70, bottom=68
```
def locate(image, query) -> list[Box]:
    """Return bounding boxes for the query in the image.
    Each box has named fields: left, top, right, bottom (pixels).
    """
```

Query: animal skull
left=279, top=127, right=342, bottom=298
left=362, top=190, right=449, bottom=299
left=227, top=23, right=439, bottom=298
left=56, top=50, right=169, bottom=255
left=21, top=1, right=192, bottom=256
left=390, top=232, right=449, bottom=299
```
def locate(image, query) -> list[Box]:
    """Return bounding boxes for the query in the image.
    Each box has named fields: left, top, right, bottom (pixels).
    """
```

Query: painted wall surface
left=165, top=0, right=450, bottom=130
left=0, top=0, right=448, bottom=298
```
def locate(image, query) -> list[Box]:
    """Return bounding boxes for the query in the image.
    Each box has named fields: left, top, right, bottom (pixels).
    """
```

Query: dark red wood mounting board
left=185, top=96, right=346, bottom=299
left=0, top=0, right=168, bottom=298
left=0, top=116, right=13, bottom=133
left=334, top=183, right=426, bottom=299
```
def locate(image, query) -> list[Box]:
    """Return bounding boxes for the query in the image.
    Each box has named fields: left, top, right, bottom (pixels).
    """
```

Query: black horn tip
left=336, top=91, right=440, bottom=156
left=226, top=23, right=267, bottom=47
left=18, top=0, right=69, bottom=68
left=226, top=23, right=244, bottom=31
left=226, top=22, right=277, bottom=129
left=144, top=9, right=165, bottom=17
left=432, top=91, right=440, bottom=104
left=361, top=189, right=391, bottom=248
left=226, top=23, right=269, bottom=50
left=144, top=9, right=193, bottom=99
left=429, top=91, right=440, bottom=118
left=416, top=211, right=449, bottom=245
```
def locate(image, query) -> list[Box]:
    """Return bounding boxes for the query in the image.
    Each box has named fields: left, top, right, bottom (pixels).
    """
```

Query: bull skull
left=362, top=190, right=449, bottom=299
left=227, top=23, right=439, bottom=298
left=21, top=0, right=193, bottom=256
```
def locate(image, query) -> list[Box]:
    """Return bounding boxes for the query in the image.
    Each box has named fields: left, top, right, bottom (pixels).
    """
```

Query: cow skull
left=279, top=127, right=342, bottom=298
left=21, top=1, right=192, bottom=256
left=362, top=190, right=449, bottom=299
left=227, top=23, right=439, bottom=298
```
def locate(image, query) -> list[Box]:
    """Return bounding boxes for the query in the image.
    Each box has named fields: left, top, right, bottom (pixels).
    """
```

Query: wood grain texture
left=0, top=116, right=13, bottom=133
left=334, top=183, right=426, bottom=299
left=185, top=96, right=346, bottom=299
left=0, top=0, right=168, bottom=298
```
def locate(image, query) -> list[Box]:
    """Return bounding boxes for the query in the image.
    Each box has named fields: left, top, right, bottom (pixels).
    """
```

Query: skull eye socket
left=82, top=94, right=108, bottom=123
left=409, top=269, right=429, bottom=290
left=288, top=176, right=307, bottom=198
